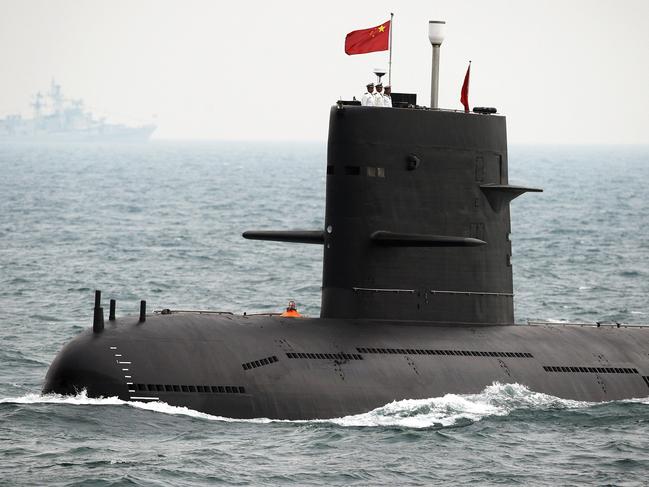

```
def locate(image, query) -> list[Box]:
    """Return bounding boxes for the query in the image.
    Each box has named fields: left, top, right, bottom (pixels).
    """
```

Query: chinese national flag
left=345, top=20, right=391, bottom=55
left=460, top=62, right=471, bottom=112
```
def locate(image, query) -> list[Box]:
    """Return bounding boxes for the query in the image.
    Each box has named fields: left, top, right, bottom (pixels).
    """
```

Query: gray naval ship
left=0, top=79, right=155, bottom=142
left=43, top=21, right=649, bottom=419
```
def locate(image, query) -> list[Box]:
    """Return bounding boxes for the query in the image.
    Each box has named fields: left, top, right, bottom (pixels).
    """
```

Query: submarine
left=44, top=21, right=649, bottom=420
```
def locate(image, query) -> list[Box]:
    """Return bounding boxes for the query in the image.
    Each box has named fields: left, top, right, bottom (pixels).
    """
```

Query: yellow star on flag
left=378, top=25, right=386, bottom=33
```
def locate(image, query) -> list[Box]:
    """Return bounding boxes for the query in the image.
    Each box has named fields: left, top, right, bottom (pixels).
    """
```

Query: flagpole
left=388, top=12, right=394, bottom=86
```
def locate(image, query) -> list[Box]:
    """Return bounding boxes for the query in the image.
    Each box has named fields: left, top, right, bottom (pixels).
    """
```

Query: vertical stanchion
left=93, top=290, right=104, bottom=333
left=139, top=300, right=146, bottom=323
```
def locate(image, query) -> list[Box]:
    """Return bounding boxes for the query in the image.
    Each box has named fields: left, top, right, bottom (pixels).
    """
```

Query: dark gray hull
left=43, top=313, right=649, bottom=420
left=42, top=103, right=647, bottom=419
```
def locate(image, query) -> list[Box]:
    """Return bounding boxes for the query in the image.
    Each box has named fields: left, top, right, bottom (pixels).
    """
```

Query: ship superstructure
left=0, top=80, right=155, bottom=142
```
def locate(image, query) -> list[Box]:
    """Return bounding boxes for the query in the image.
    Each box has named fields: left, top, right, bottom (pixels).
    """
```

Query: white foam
left=0, top=390, right=273, bottom=423
left=2, top=383, right=639, bottom=429
left=621, top=397, right=649, bottom=405
left=324, top=383, right=591, bottom=428
left=0, top=390, right=123, bottom=406
left=125, top=398, right=274, bottom=424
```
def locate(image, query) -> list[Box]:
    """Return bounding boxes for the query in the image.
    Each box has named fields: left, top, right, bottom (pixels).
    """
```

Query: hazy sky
left=1, top=0, right=648, bottom=143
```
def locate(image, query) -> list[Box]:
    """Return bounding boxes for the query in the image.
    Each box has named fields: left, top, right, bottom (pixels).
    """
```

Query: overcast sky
left=1, top=0, right=648, bottom=143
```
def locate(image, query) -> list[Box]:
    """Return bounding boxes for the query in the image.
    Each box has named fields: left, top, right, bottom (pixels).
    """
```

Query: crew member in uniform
left=361, top=83, right=375, bottom=106
left=383, top=85, right=392, bottom=107
left=373, top=83, right=384, bottom=107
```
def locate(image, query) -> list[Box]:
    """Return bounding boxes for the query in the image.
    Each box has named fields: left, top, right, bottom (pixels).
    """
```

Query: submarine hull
left=43, top=106, right=648, bottom=419
left=44, top=314, right=649, bottom=420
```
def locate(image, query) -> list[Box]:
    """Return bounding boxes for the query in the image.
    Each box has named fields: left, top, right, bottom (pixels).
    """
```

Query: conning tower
left=246, top=106, right=538, bottom=324
left=323, top=106, right=529, bottom=324
left=244, top=21, right=540, bottom=325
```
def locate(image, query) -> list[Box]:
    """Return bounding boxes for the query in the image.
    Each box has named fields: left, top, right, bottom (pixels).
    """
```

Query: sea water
left=1, top=142, right=649, bottom=485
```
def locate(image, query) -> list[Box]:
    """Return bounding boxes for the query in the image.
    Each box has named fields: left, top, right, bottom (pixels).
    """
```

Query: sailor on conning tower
left=361, top=82, right=375, bottom=106
left=373, top=83, right=385, bottom=106
left=383, top=85, right=392, bottom=107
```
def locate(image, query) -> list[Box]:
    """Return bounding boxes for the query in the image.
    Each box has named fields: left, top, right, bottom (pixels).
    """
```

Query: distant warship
left=0, top=80, right=155, bottom=142
left=43, top=21, right=649, bottom=420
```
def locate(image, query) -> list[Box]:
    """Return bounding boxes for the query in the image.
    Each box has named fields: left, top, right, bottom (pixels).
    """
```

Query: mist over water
left=1, top=142, right=649, bottom=485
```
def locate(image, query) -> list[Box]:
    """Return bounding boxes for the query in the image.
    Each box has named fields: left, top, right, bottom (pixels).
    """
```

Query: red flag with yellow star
left=344, top=20, right=391, bottom=55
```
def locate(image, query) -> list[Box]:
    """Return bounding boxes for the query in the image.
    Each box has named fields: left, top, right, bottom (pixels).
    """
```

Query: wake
left=2, top=383, right=648, bottom=429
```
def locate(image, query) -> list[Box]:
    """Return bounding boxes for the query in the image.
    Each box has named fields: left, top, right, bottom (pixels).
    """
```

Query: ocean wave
left=0, top=390, right=273, bottom=424
left=3, top=383, right=630, bottom=429
left=326, top=383, right=592, bottom=428
left=0, top=390, right=124, bottom=407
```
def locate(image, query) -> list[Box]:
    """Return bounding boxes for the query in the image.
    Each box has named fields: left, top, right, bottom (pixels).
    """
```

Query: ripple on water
left=2, top=144, right=649, bottom=485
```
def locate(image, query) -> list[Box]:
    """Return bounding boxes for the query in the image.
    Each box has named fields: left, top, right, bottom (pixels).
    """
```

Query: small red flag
left=460, top=62, right=471, bottom=112
left=345, top=20, right=391, bottom=55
